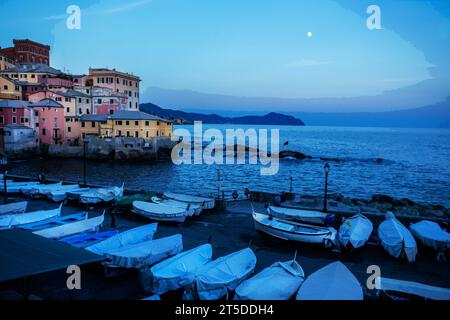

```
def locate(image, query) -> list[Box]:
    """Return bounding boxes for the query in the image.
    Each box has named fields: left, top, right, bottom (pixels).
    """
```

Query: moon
left=307, top=31, right=313, bottom=38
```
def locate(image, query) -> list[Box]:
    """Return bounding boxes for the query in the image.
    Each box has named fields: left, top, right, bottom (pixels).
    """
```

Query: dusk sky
left=1, top=0, right=449, bottom=113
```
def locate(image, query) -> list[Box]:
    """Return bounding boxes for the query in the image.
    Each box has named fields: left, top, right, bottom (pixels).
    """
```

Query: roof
left=0, top=64, right=62, bottom=75
left=88, top=67, right=140, bottom=81
left=80, top=114, right=108, bottom=122
left=4, top=124, right=33, bottom=130
left=110, top=110, right=170, bottom=122
left=32, top=99, right=64, bottom=108
left=0, top=100, right=31, bottom=108
left=53, top=90, right=89, bottom=98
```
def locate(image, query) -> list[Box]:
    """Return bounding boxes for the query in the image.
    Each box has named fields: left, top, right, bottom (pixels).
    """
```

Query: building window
left=66, top=107, right=70, bottom=113
left=81, top=122, right=85, bottom=128
left=135, top=121, right=138, bottom=126
left=65, top=97, right=71, bottom=102
left=79, top=108, right=82, bottom=114
left=12, top=108, right=16, bottom=113
left=42, top=128, right=46, bottom=135
left=91, top=122, right=96, bottom=128
left=97, top=99, right=102, bottom=104
left=86, top=98, right=90, bottom=103
left=146, top=131, right=149, bottom=138
left=3, top=85, right=8, bottom=90
left=145, top=121, right=149, bottom=126
left=135, top=102, right=138, bottom=108
left=12, top=116, right=16, bottom=124
left=68, top=127, right=72, bottom=133
left=0, top=116, right=3, bottom=124
left=116, top=120, right=122, bottom=125
left=135, top=131, right=138, bottom=138
left=126, top=131, right=130, bottom=137
left=126, top=121, right=130, bottom=126
left=110, top=99, right=114, bottom=104
left=78, top=98, right=82, bottom=103
left=109, top=109, right=114, bottom=115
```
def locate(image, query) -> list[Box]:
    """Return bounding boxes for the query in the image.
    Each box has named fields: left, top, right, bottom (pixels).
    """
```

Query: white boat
left=378, top=212, right=417, bottom=262
left=268, top=205, right=328, bottom=224
left=183, top=248, right=257, bottom=300
left=103, top=234, right=183, bottom=269
left=86, top=223, right=158, bottom=255
left=339, top=213, right=373, bottom=249
left=0, top=204, right=62, bottom=230
left=377, top=277, right=450, bottom=300
left=79, top=184, right=124, bottom=204
left=0, top=181, right=40, bottom=193
left=0, top=201, right=27, bottom=215
left=21, top=182, right=62, bottom=197
left=33, top=213, right=105, bottom=239
left=252, top=211, right=337, bottom=248
left=20, top=211, right=88, bottom=230
left=296, top=261, right=363, bottom=300
left=66, top=188, right=92, bottom=201
left=163, top=192, right=215, bottom=210
left=234, top=260, right=305, bottom=300
left=141, top=244, right=213, bottom=295
left=46, top=186, right=89, bottom=202
left=152, top=196, right=202, bottom=216
left=409, top=220, right=450, bottom=251
left=132, top=201, right=190, bottom=223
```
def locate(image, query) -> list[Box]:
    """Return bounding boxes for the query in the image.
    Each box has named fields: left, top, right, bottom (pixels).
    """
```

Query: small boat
left=0, top=204, right=62, bottom=230
left=66, top=188, right=92, bottom=201
left=33, top=213, right=105, bottom=239
left=0, top=181, right=40, bottom=193
left=252, top=211, right=337, bottom=248
left=409, top=220, right=450, bottom=251
left=377, top=277, right=450, bottom=300
left=132, top=201, right=190, bottom=223
left=59, top=230, right=119, bottom=248
left=183, top=248, right=257, bottom=300
left=152, top=196, right=202, bottom=216
left=268, top=205, right=328, bottom=224
left=378, top=212, right=417, bottom=262
left=142, top=295, right=160, bottom=300
left=296, top=261, right=363, bottom=300
left=79, top=184, right=124, bottom=204
left=339, top=213, right=373, bottom=249
left=0, top=201, right=27, bottom=215
left=141, top=244, right=213, bottom=295
left=103, top=234, right=183, bottom=269
left=46, top=186, right=89, bottom=202
left=234, top=260, right=305, bottom=300
left=21, top=182, right=62, bottom=197
left=19, top=211, right=88, bottom=230
left=86, top=223, right=158, bottom=255
left=163, top=192, right=215, bottom=210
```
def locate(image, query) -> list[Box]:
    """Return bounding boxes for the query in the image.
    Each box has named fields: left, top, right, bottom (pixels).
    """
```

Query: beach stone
left=279, top=150, right=312, bottom=160
left=394, top=198, right=416, bottom=207
left=371, top=194, right=395, bottom=205
left=431, top=210, right=445, bottom=217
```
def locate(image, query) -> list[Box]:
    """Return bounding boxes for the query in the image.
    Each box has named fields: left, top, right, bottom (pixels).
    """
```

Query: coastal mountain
left=140, top=102, right=305, bottom=125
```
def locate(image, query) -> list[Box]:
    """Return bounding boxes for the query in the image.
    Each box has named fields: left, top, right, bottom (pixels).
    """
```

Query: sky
left=1, top=0, right=449, bottom=113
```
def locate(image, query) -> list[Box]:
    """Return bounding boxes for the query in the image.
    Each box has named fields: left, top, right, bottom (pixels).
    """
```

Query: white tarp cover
left=103, top=234, right=183, bottom=269
left=143, top=244, right=213, bottom=295
left=0, top=204, right=61, bottom=229
left=296, top=261, right=363, bottom=300
left=378, top=277, right=450, bottom=300
left=21, top=182, right=62, bottom=195
left=86, top=223, right=158, bottom=255
left=152, top=197, right=201, bottom=216
left=409, top=221, right=450, bottom=250
left=79, top=185, right=123, bottom=204
left=0, top=201, right=27, bottom=215
left=46, top=187, right=88, bottom=202
left=164, top=192, right=215, bottom=209
left=378, top=212, right=417, bottom=262
left=234, top=260, right=305, bottom=300
left=339, top=214, right=373, bottom=249
left=183, top=248, right=257, bottom=300
left=1, top=181, right=40, bottom=193
left=268, top=206, right=327, bottom=224
left=33, top=213, right=104, bottom=239
left=133, top=201, right=188, bottom=215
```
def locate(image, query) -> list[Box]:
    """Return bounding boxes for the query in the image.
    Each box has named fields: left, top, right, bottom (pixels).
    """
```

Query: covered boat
left=378, top=212, right=417, bottom=262
left=33, top=213, right=104, bottom=239
left=66, top=188, right=92, bottom=201
left=0, top=201, right=27, bottom=215
left=183, top=248, right=257, bottom=300
left=0, top=204, right=62, bottom=230
left=268, top=205, right=328, bottom=224
left=409, top=220, right=450, bottom=251
left=86, top=223, right=158, bottom=255
left=59, top=230, right=119, bottom=248
left=0, top=181, right=40, bottom=193
left=163, top=192, right=215, bottom=210
left=296, top=261, right=363, bottom=300
left=132, top=201, right=190, bottom=223
left=141, top=244, right=213, bottom=295
left=79, top=184, right=124, bottom=204
left=234, top=260, right=305, bottom=300
left=152, top=197, right=202, bottom=216
left=103, top=234, right=183, bottom=269
left=19, top=211, right=87, bottom=230
left=252, top=211, right=337, bottom=248
left=339, top=214, right=373, bottom=249
left=377, top=277, right=450, bottom=300
left=21, top=182, right=62, bottom=197
left=46, top=186, right=89, bottom=202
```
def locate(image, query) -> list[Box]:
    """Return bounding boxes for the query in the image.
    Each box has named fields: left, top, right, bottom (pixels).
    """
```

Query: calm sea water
left=8, top=125, right=450, bottom=207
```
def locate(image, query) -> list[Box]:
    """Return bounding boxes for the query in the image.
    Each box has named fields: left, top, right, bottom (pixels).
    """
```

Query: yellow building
left=0, top=54, right=16, bottom=71
left=0, top=76, right=22, bottom=100
left=80, top=111, right=172, bottom=140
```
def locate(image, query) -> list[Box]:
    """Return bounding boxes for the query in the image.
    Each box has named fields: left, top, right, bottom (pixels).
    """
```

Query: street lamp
left=0, top=154, right=8, bottom=204
left=323, top=163, right=330, bottom=213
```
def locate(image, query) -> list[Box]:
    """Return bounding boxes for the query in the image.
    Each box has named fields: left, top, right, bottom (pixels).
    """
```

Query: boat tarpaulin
left=33, top=213, right=104, bottom=239
left=0, top=201, right=27, bottom=215
left=268, top=206, right=327, bottom=224
left=0, top=204, right=62, bottom=230
left=378, top=277, right=450, bottom=300
left=338, top=214, right=373, bottom=249
left=296, top=261, right=363, bottom=300
left=409, top=220, right=450, bottom=250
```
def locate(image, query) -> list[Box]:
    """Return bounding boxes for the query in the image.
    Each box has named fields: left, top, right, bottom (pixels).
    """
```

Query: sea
left=7, top=125, right=450, bottom=207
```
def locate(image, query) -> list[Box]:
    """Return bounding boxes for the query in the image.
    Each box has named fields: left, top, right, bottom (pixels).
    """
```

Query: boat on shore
left=0, top=181, right=40, bottom=193
left=378, top=212, right=417, bottom=262
left=409, top=220, right=450, bottom=251
left=0, top=204, right=62, bottom=230
left=377, top=277, right=450, bottom=300
left=0, top=201, right=27, bottom=215
left=59, top=230, right=119, bottom=248
left=252, top=211, right=337, bottom=248
left=234, top=260, right=305, bottom=300
left=132, top=201, right=191, bottom=223
left=296, top=261, right=363, bottom=300
left=152, top=196, right=202, bottom=216
left=183, top=248, right=257, bottom=300
left=79, top=184, right=124, bottom=204
left=45, top=186, right=89, bottom=202
left=19, top=211, right=87, bottom=230
left=268, top=205, right=328, bottom=224
left=21, top=182, right=62, bottom=198
left=33, top=213, right=105, bottom=239
left=163, top=192, right=215, bottom=210
left=338, top=213, right=373, bottom=249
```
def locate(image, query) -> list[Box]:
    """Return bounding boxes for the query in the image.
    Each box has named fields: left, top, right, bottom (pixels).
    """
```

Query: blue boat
left=59, top=230, right=119, bottom=248
left=19, top=212, right=88, bottom=231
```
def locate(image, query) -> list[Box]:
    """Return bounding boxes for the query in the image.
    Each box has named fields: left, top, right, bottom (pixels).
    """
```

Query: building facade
left=32, top=99, right=65, bottom=145
left=0, top=39, right=50, bottom=65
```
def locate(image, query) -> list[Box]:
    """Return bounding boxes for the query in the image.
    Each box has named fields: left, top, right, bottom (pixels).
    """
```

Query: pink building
left=32, top=99, right=65, bottom=145
left=0, top=100, right=36, bottom=148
